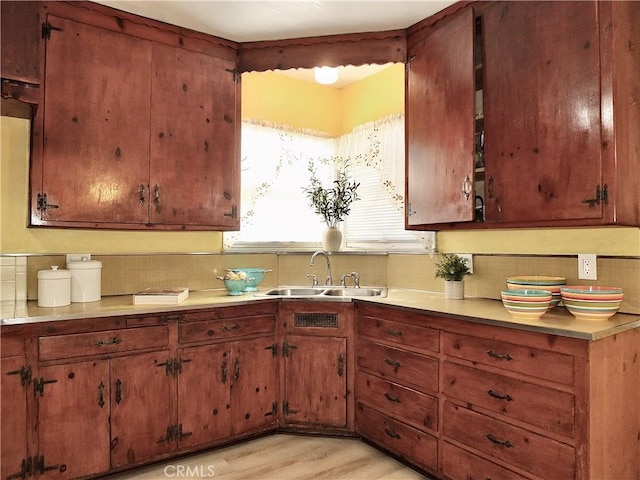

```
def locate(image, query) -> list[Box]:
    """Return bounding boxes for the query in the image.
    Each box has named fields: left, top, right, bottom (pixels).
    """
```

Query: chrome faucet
left=310, top=250, right=333, bottom=285
left=340, top=271, right=360, bottom=288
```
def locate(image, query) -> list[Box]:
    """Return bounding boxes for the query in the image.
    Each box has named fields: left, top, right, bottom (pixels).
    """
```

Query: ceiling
left=94, top=0, right=456, bottom=87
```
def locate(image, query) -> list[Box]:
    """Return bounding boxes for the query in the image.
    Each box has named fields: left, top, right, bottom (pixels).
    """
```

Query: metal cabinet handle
left=487, top=389, right=513, bottom=402
left=384, top=428, right=401, bottom=439
left=486, top=433, right=513, bottom=448
left=139, top=184, right=146, bottom=205
left=384, top=328, right=403, bottom=337
left=487, top=350, right=513, bottom=361
left=462, top=174, right=472, bottom=200
left=384, top=393, right=401, bottom=403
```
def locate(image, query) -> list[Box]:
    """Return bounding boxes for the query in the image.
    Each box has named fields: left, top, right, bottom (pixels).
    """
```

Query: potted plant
left=435, top=253, right=472, bottom=299
left=304, top=163, right=360, bottom=251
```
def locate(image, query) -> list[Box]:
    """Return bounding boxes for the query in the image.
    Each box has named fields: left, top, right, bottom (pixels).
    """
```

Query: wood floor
left=103, top=434, right=430, bottom=480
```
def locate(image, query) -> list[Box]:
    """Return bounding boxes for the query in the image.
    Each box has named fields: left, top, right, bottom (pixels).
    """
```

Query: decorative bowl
left=500, top=289, right=553, bottom=320
left=560, top=286, right=624, bottom=320
left=229, top=268, right=273, bottom=292
left=506, top=275, right=567, bottom=308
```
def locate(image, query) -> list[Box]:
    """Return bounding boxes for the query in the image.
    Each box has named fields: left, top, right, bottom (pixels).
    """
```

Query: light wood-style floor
left=103, top=434, right=430, bottom=480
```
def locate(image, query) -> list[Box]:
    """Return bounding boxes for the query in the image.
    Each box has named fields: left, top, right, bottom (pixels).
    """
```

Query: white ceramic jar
left=67, top=257, right=102, bottom=302
left=37, top=266, right=71, bottom=307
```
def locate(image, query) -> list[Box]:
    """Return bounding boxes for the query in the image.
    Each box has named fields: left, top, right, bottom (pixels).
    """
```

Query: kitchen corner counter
left=2, top=288, right=638, bottom=341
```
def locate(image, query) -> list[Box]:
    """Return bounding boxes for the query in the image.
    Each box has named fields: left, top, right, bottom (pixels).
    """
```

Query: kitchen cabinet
left=355, top=302, right=640, bottom=480
left=30, top=1, right=240, bottom=230
left=406, top=1, right=640, bottom=230
left=279, top=302, right=354, bottom=432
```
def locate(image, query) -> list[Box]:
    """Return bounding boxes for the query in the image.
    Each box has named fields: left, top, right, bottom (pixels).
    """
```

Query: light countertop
left=2, top=288, right=638, bottom=341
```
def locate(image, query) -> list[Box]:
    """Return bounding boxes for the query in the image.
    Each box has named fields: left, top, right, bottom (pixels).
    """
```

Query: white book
left=133, top=287, right=189, bottom=305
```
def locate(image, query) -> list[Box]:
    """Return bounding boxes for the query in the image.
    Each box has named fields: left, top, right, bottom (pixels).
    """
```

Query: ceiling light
left=314, top=66, right=339, bottom=85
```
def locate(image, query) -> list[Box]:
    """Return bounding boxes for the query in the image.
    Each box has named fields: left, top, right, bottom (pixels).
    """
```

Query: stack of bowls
left=501, top=289, right=553, bottom=320
left=506, top=276, right=567, bottom=309
left=560, top=286, right=624, bottom=321
left=229, top=268, right=273, bottom=292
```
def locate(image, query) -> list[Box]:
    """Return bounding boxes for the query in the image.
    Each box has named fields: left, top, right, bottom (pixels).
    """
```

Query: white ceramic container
left=67, top=257, right=102, bottom=302
left=37, top=266, right=71, bottom=307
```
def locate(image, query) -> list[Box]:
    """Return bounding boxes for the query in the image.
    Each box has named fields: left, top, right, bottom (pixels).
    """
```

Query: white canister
left=67, top=257, right=102, bottom=302
left=37, top=266, right=71, bottom=307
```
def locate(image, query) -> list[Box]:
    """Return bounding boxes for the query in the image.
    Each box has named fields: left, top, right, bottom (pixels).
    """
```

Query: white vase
left=444, top=280, right=464, bottom=300
left=322, top=226, right=342, bottom=252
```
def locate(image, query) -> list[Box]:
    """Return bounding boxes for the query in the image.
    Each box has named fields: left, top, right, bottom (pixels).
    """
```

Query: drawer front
left=356, top=371, right=437, bottom=433
left=357, top=315, right=439, bottom=353
left=39, top=326, right=169, bottom=361
left=442, top=442, right=531, bottom=480
left=357, top=339, right=438, bottom=393
left=443, top=332, right=575, bottom=386
left=443, top=402, right=574, bottom=480
left=356, top=402, right=437, bottom=474
left=443, top=362, right=574, bottom=437
left=179, top=315, right=275, bottom=344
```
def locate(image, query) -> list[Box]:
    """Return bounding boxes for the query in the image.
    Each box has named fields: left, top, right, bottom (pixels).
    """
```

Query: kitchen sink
left=256, top=286, right=387, bottom=300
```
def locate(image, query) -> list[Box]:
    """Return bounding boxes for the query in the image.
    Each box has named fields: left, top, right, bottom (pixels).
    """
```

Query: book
left=133, top=287, right=189, bottom=305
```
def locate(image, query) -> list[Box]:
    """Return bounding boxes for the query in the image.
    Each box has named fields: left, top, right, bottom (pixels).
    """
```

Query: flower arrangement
left=434, top=254, right=472, bottom=281
left=303, top=163, right=360, bottom=227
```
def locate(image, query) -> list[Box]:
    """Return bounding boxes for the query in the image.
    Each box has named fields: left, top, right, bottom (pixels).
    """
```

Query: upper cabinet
left=406, top=1, right=640, bottom=230
left=28, top=1, right=240, bottom=231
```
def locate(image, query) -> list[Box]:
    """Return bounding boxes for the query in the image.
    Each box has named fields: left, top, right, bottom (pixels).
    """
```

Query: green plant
left=434, top=254, right=472, bottom=281
left=303, top=164, right=360, bottom=227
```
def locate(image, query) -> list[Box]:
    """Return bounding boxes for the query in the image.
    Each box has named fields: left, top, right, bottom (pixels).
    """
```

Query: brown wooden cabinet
left=279, top=302, right=354, bottom=432
left=355, top=302, right=640, bottom=480
left=406, top=1, right=640, bottom=230
left=30, top=1, right=240, bottom=231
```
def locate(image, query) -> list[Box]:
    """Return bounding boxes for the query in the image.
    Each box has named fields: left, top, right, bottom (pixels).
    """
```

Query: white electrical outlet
left=457, top=254, right=473, bottom=274
left=66, top=253, right=91, bottom=264
left=578, top=254, right=597, bottom=280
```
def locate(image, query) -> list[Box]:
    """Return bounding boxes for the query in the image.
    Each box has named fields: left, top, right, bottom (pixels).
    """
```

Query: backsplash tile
left=1, top=256, right=27, bottom=302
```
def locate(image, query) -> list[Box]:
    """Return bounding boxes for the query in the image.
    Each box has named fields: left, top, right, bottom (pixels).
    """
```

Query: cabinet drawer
left=357, top=339, right=438, bottom=394
left=442, top=441, right=530, bottom=480
left=179, top=315, right=275, bottom=343
left=39, top=326, right=169, bottom=361
left=443, top=402, right=574, bottom=480
left=356, top=402, right=437, bottom=474
left=443, top=332, right=575, bottom=385
left=357, top=315, right=439, bottom=353
left=356, top=371, right=437, bottom=433
left=443, top=362, right=574, bottom=437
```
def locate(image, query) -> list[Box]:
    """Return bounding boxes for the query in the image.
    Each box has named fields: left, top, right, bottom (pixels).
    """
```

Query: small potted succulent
left=435, top=253, right=472, bottom=299
left=303, top=163, right=360, bottom=252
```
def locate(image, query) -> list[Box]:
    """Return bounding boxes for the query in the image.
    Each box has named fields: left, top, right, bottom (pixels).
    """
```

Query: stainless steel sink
left=256, top=286, right=387, bottom=300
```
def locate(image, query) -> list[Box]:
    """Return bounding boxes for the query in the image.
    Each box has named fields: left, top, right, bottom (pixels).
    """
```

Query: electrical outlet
left=578, top=254, right=597, bottom=280
left=66, top=253, right=91, bottom=264
left=457, top=254, right=473, bottom=274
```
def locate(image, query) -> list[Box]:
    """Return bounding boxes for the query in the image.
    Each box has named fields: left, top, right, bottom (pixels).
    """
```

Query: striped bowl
left=506, top=276, right=567, bottom=309
left=501, top=289, right=553, bottom=320
left=560, top=286, right=623, bottom=321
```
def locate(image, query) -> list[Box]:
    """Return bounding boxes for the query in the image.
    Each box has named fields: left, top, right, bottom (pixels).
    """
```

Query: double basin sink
left=256, top=286, right=387, bottom=301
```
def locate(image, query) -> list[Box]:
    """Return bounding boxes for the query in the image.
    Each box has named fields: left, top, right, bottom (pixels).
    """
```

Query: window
left=224, top=115, right=435, bottom=252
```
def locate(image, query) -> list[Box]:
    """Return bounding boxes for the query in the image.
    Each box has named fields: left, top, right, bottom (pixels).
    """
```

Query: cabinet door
left=230, top=336, right=278, bottom=434
left=36, top=15, right=152, bottom=225
left=406, top=8, right=475, bottom=226
left=37, top=361, right=111, bottom=479
left=110, top=351, right=174, bottom=468
left=283, top=335, right=347, bottom=428
left=177, top=343, right=231, bottom=448
left=1, top=1, right=40, bottom=84
left=149, top=43, right=239, bottom=229
left=482, top=1, right=602, bottom=223
left=1, top=356, right=30, bottom=480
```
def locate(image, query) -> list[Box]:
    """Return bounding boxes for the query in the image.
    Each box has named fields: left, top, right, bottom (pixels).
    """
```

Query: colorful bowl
left=229, top=268, right=273, bottom=292
left=506, top=276, right=566, bottom=308
left=222, top=278, right=248, bottom=296
left=501, top=289, right=553, bottom=320
left=560, top=286, right=623, bottom=320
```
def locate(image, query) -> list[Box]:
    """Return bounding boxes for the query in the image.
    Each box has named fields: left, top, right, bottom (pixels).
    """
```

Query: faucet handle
left=307, top=274, right=318, bottom=287
left=340, top=272, right=360, bottom=288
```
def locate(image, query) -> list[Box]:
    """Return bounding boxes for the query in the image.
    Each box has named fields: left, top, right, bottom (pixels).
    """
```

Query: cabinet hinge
left=7, top=455, right=62, bottom=479
left=406, top=55, right=416, bottom=72
left=41, top=22, right=64, bottom=40
left=33, top=376, right=58, bottom=397
left=282, top=341, right=297, bottom=357
left=225, top=68, right=241, bottom=83
left=282, top=400, right=298, bottom=416
left=264, top=401, right=278, bottom=417
left=157, top=357, right=192, bottom=377
left=36, top=193, right=59, bottom=213
left=265, top=343, right=278, bottom=357
left=157, top=423, right=192, bottom=444
left=223, top=204, right=238, bottom=219
left=581, top=184, right=608, bottom=207
left=6, top=364, right=32, bottom=386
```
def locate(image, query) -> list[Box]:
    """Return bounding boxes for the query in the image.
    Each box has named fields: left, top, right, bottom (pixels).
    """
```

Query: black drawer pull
left=384, top=393, right=401, bottom=403
left=487, top=350, right=513, bottom=361
left=487, top=389, right=513, bottom=402
left=384, top=358, right=401, bottom=369
left=384, top=428, right=401, bottom=439
left=94, top=336, right=121, bottom=347
left=384, top=328, right=403, bottom=337
left=486, top=433, right=513, bottom=448
left=220, top=323, right=241, bottom=332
